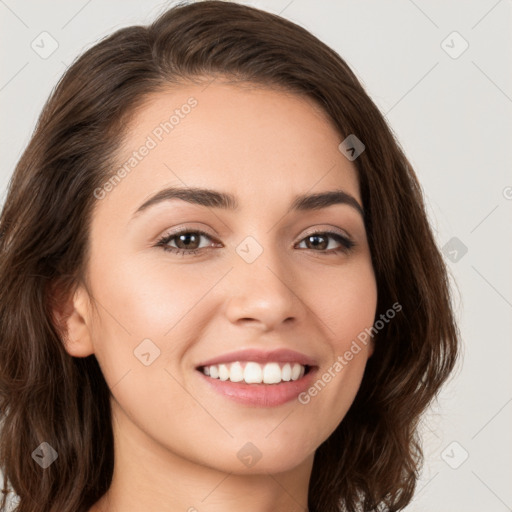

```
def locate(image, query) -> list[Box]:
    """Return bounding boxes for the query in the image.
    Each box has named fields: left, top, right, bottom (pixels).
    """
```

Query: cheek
left=86, top=248, right=227, bottom=396
left=86, top=253, right=209, bottom=424
left=297, top=257, right=377, bottom=427
left=90, top=250, right=217, bottom=340
left=310, top=255, right=378, bottom=345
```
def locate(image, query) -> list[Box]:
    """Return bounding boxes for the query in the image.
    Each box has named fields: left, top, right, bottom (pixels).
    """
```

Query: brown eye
left=297, top=231, right=355, bottom=254
left=156, top=229, right=219, bottom=256
left=172, top=232, right=202, bottom=250
left=304, top=234, right=329, bottom=250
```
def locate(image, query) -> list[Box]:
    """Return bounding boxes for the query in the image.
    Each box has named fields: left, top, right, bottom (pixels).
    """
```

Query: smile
left=200, top=361, right=308, bottom=384
left=196, top=362, right=318, bottom=407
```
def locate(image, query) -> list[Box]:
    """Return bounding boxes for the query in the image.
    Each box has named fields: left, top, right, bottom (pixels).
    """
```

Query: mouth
left=197, top=361, right=313, bottom=385
left=195, top=359, right=319, bottom=407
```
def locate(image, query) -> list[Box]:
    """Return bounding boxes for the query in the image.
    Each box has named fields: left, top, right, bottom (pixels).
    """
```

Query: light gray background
left=1, top=1, right=511, bottom=511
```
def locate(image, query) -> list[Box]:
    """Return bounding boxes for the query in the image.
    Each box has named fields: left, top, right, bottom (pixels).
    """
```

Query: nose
left=223, top=242, right=302, bottom=331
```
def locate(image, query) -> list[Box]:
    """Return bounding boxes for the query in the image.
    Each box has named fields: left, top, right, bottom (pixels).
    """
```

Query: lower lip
left=197, top=367, right=318, bottom=407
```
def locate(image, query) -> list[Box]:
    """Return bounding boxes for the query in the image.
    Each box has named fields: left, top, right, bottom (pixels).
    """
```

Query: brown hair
left=0, top=1, right=460, bottom=511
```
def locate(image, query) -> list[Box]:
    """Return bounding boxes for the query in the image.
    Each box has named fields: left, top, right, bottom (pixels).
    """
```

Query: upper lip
left=196, top=348, right=318, bottom=368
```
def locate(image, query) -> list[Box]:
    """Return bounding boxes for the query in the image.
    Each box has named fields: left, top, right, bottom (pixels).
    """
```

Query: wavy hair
left=0, top=1, right=460, bottom=511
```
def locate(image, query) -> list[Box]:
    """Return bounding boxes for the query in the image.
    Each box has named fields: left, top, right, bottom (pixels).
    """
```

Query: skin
left=58, top=79, right=378, bottom=512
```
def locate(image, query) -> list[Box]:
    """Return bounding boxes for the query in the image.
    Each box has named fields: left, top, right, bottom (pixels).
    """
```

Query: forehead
left=98, top=81, right=361, bottom=218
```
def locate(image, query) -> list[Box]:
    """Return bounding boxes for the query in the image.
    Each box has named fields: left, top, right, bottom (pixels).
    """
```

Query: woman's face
left=67, top=81, right=377, bottom=475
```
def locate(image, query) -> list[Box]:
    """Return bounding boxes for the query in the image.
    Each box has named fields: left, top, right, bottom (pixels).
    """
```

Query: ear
left=48, top=280, right=95, bottom=358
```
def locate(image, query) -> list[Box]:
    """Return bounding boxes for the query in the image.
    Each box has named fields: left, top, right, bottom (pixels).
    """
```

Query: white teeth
left=200, top=361, right=308, bottom=384
left=291, top=363, right=303, bottom=380
left=229, top=361, right=244, bottom=382
left=218, top=364, right=229, bottom=381
left=281, top=363, right=292, bottom=381
left=263, top=362, right=281, bottom=384
left=244, top=362, right=263, bottom=383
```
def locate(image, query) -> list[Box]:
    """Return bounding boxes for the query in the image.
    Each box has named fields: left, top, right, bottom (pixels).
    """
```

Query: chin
left=198, top=440, right=316, bottom=476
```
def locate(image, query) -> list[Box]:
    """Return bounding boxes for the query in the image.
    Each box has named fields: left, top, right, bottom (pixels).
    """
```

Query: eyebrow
left=132, top=186, right=364, bottom=219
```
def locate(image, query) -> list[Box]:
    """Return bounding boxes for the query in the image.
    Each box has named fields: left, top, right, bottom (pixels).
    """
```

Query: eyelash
left=155, top=228, right=356, bottom=257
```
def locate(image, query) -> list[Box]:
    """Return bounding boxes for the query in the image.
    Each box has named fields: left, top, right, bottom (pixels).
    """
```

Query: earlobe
left=48, top=281, right=95, bottom=358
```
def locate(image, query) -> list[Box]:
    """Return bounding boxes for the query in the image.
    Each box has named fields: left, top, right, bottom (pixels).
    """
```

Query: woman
left=0, top=1, right=460, bottom=511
